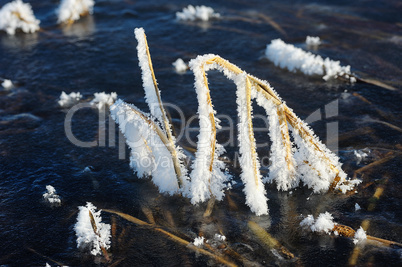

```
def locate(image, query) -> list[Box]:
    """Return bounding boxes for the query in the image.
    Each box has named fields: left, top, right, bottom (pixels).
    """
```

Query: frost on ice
left=266, top=39, right=356, bottom=83
left=42, top=185, right=61, bottom=205
left=90, top=92, right=117, bottom=110
left=172, top=58, right=188, bottom=73
left=193, top=236, right=205, bottom=247
left=176, top=5, right=220, bottom=21
left=355, top=203, right=361, bottom=211
left=353, top=227, right=367, bottom=244
left=1, top=79, right=13, bottom=89
left=58, top=91, right=82, bottom=108
left=300, top=212, right=335, bottom=234
left=306, top=36, right=321, bottom=46
left=75, top=202, right=111, bottom=256
left=0, top=0, right=40, bottom=35
left=57, top=0, right=94, bottom=24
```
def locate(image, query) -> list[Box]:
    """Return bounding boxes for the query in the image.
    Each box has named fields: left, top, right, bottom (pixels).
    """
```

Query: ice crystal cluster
left=1, top=79, right=13, bottom=89
left=353, top=227, right=367, bottom=244
left=266, top=39, right=356, bottom=82
left=0, top=0, right=40, bottom=35
left=42, top=185, right=61, bottom=205
left=172, top=58, right=188, bottom=73
left=57, top=0, right=94, bottom=24
left=58, top=91, right=83, bottom=108
left=90, top=92, right=117, bottom=110
left=176, top=5, right=220, bottom=21
left=306, top=36, right=321, bottom=46
left=74, top=202, right=111, bottom=256
left=300, top=212, right=335, bottom=234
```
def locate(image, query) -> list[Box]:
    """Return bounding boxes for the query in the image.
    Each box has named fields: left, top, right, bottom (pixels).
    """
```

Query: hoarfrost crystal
left=300, top=212, right=335, bottom=234
left=0, top=0, right=40, bottom=35
left=1, top=79, right=13, bottom=89
left=90, top=92, right=117, bottom=110
left=57, top=0, right=94, bottom=24
left=42, top=185, right=61, bottom=205
left=306, top=36, right=321, bottom=46
left=172, top=58, right=188, bottom=73
left=176, top=5, right=220, bottom=21
left=58, top=91, right=82, bottom=108
left=266, top=39, right=355, bottom=82
left=75, top=202, right=111, bottom=256
left=193, top=236, right=205, bottom=247
left=353, top=227, right=367, bottom=244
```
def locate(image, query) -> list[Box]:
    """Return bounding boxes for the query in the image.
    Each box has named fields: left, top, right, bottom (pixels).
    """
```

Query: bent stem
left=88, top=210, right=110, bottom=262
left=138, top=31, right=183, bottom=187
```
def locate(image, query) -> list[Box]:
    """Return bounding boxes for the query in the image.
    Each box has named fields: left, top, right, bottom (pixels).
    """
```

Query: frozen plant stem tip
left=110, top=28, right=358, bottom=216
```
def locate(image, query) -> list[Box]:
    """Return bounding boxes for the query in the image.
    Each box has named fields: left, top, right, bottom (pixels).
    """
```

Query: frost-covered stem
left=250, top=77, right=343, bottom=189
left=283, top=105, right=342, bottom=186
left=135, top=29, right=183, bottom=188
left=245, top=77, right=260, bottom=189
left=126, top=105, right=183, bottom=187
left=277, top=104, right=296, bottom=180
left=88, top=209, right=110, bottom=262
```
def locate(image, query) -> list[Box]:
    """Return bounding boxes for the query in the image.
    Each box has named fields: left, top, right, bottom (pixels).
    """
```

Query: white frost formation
left=172, top=58, right=188, bottom=73
left=300, top=212, right=335, bottom=234
left=266, top=39, right=356, bottom=82
left=42, top=185, right=61, bottom=205
left=57, top=0, right=94, bottom=24
left=354, top=149, right=369, bottom=165
left=193, top=236, right=205, bottom=247
left=90, top=92, right=117, bottom=110
left=75, top=202, right=111, bottom=256
left=355, top=203, right=361, bottom=211
left=306, top=36, right=321, bottom=46
left=353, top=227, right=367, bottom=244
left=1, top=79, right=13, bottom=89
left=134, top=28, right=166, bottom=123
left=58, top=91, right=82, bottom=108
left=176, top=5, right=220, bottom=21
left=110, top=99, right=184, bottom=194
left=0, top=0, right=40, bottom=35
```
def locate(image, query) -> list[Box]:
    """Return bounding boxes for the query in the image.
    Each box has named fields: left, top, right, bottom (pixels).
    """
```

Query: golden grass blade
left=203, top=196, right=216, bottom=218
left=248, top=221, right=295, bottom=259
left=88, top=210, right=110, bottom=262
left=357, top=77, right=397, bottom=91
left=27, top=247, right=65, bottom=266
left=353, top=152, right=400, bottom=178
left=245, top=77, right=261, bottom=189
left=103, top=209, right=238, bottom=267
left=277, top=104, right=296, bottom=180
left=141, top=206, right=156, bottom=225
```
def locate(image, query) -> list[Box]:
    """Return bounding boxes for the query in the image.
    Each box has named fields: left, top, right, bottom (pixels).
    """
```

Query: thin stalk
left=103, top=209, right=237, bottom=267
left=141, top=32, right=183, bottom=187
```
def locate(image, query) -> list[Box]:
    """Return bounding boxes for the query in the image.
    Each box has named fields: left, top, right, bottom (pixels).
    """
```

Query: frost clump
left=300, top=212, right=335, bottom=234
left=355, top=203, right=361, bottom=211
left=90, top=92, right=117, bottom=110
left=42, top=185, right=61, bottom=205
left=266, top=39, right=355, bottom=82
left=193, top=236, right=205, bottom=247
left=0, top=0, right=40, bottom=35
left=354, top=148, right=369, bottom=165
left=353, top=227, right=367, bottom=244
left=1, top=79, right=13, bottom=89
left=172, top=58, right=188, bottom=73
left=176, top=5, right=220, bottom=21
left=75, top=202, right=111, bottom=256
left=57, top=0, right=94, bottom=24
left=58, top=91, right=82, bottom=108
left=306, top=36, right=321, bottom=46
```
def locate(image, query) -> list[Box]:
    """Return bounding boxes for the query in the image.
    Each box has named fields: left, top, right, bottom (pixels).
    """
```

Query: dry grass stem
left=103, top=209, right=237, bottom=267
